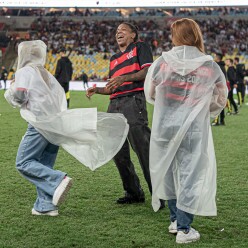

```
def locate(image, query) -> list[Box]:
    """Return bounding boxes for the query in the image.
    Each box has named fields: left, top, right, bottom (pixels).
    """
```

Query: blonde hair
left=171, top=18, right=205, bottom=53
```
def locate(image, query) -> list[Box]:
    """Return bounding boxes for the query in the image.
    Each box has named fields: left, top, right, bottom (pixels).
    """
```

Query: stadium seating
left=45, top=50, right=110, bottom=80
left=1, top=7, right=248, bottom=78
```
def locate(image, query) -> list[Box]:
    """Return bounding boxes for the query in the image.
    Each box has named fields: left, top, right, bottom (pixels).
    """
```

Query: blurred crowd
left=173, top=7, right=248, bottom=17
left=25, top=17, right=248, bottom=56
left=198, top=18, right=248, bottom=55
left=1, top=7, right=248, bottom=82
left=28, top=19, right=159, bottom=55
left=1, top=7, right=248, bottom=17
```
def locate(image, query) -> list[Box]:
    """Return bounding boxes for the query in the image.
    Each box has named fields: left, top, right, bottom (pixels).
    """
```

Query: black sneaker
left=220, top=121, right=225, bottom=126
left=116, top=195, right=145, bottom=204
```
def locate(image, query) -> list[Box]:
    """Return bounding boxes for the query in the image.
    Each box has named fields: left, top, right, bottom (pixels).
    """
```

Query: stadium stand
left=1, top=7, right=248, bottom=17
left=1, top=7, right=248, bottom=80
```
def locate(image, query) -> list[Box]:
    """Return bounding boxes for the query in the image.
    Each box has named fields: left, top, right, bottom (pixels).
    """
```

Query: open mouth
left=117, top=35, right=124, bottom=41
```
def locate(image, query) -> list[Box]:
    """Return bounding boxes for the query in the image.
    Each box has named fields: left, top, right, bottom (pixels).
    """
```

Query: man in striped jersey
left=87, top=22, right=154, bottom=205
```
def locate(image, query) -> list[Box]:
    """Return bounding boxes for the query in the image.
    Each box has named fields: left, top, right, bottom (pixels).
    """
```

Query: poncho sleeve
left=144, top=57, right=162, bottom=105
left=4, top=68, right=31, bottom=108
left=210, top=64, right=228, bottom=117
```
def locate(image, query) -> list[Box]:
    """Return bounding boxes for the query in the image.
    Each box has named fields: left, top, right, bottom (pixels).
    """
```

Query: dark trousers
left=241, top=83, right=246, bottom=103
left=237, top=82, right=245, bottom=104
left=219, top=109, right=225, bottom=123
left=228, top=88, right=238, bottom=112
left=60, top=82, right=70, bottom=107
left=214, top=109, right=225, bottom=124
left=83, top=81, right=89, bottom=89
left=107, top=92, right=152, bottom=197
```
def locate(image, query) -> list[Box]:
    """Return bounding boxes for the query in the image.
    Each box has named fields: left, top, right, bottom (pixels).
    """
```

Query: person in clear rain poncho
left=144, top=19, right=227, bottom=244
left=4, top=40, right=129, bottom=216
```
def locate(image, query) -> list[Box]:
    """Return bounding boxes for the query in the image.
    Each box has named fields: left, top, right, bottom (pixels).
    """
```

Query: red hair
left=171, top=18, right=205, bottom=53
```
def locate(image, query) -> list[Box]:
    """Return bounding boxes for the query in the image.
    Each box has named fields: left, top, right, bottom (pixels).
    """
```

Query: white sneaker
left=32, top=208, right=58, bottom=216
left=176, top=227, right=200, bottom=244
left=168, top=220, right=177, bottom=234
left=52, top=176, right=72, bottom=206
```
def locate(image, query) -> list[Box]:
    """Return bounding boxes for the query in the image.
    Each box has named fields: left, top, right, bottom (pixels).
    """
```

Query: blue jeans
left=168, top=199, right=194, bottom=232
left=16, top=124, right=66, bottom=212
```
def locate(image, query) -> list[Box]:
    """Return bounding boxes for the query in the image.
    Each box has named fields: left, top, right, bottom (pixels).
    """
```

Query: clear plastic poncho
left=144, top=46, right=227, bottom=215
left=5, top=40, right=129, bottom=170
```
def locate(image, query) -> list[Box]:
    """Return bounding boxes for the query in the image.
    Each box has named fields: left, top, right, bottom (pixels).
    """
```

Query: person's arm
left=105, top=67, right=149, bottom=91
left=210, top=67, right=228, bottom=117
left=86, top=86, right=112, bottom=99
left=55, top=60, right=61, bottom=79
left=106, top=42, right=153, bottom=91
left=4, top=80, right=28, bottom=108
left=230, top=67, right=237, bottom=85
left=69, top=61, right=73, bottom=80
left=210, top=82, right=228, bottom=113
left=144, top=59, right=162, bottom=105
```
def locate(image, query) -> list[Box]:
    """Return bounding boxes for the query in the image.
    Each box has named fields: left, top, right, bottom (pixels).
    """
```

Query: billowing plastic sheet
left=5, top=40, right=129, bottom=170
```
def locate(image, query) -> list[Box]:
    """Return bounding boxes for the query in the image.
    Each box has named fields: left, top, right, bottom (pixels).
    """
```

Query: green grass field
left=0, top=90, right=248, bottom=248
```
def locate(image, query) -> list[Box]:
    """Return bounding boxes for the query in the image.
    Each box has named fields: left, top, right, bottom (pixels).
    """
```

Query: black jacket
left=1, top=68, right=8, bottom=81
left=216, top=61, right=227, bottom=79
left=55, top=57, right=73, bottom=83
left=227, top=66, right=236, bottom=87
left=236, top=63, right=245, bottom=83
left=82, top=73, right=88, bottom=82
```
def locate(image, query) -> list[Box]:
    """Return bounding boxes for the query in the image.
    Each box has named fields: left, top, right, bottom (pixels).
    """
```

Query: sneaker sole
left=169, top=229, right=178, bottom=234
left=32, top=209, right=58, bottom=217
left=53, top=179, right=73, bottom=206
left=176, top=237, right=200, bottom=244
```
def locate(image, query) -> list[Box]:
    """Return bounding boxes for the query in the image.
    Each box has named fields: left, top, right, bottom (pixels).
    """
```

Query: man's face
left=225, top=59, right=230, bottom=66
left=116, top=24, right=135, bottom=48
left=214, top=54, right=220, bottom=62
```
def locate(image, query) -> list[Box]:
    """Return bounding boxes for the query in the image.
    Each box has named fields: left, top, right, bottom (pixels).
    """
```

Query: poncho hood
left=162, top=45, right=213, bottom=76
left=17, top=40, right=47, bottom=70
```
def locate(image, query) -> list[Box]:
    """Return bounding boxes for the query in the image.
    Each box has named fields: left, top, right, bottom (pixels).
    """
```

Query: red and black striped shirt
left=109, top=41, right=153, bottom=99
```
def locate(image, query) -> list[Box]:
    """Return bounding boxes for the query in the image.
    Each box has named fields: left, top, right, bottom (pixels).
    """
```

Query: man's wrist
left=95, top=87, right=105, bottom=94
left=121, top=75, right=127, bottom=82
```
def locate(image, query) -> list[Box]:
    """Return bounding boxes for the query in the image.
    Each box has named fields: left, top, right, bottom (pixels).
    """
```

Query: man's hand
left=86, top=87, right=96, bottom=99
left=106, top=76, right=125, bottom=91
left=106, top=67, right=149, bottom=91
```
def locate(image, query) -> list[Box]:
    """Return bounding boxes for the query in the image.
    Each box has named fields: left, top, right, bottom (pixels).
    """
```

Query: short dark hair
left=215, top=53, right=223, bottom=61
left=227, top=58, right=234, bottom=64
left=234, top=57, right=239, bottom=63
left=121, top=22, right=139, bottom=42
left=58, top=47, right=66, bottom=53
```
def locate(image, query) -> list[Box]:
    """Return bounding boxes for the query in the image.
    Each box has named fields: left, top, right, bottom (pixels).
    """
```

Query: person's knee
left=129, top=126, right=150, bottom=149
left=16, top=159, right=28, bottom=173
left=16, top=161, right=24, bottom=172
